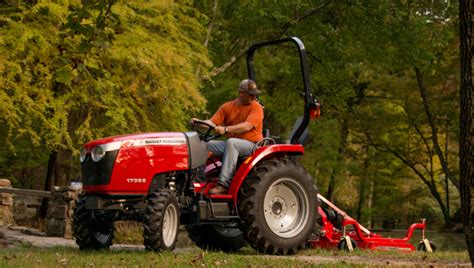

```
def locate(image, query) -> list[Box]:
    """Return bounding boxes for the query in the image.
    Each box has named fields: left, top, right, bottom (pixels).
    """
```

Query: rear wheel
left=186, top=223, right=247, bottom=252
left=143, top=189, right=179, bottom=251
left=73, top=196, right=114, bottom=250
left=238, top=159, right=319, bottom=255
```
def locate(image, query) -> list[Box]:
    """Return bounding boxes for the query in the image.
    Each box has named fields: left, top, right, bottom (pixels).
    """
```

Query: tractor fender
left=229, top=144, right=304, bottom=203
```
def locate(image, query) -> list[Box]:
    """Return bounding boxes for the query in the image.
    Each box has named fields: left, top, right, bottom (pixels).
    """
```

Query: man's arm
left=215, top=122, right=253, bottom=135
left=215, top=103, right=263, bottom=135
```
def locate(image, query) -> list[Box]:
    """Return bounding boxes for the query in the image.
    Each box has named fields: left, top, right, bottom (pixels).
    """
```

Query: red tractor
left=73, top=37, right=321, bottom=255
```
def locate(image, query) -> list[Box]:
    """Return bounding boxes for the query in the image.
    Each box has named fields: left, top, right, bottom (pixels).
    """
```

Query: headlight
left=79, top=148, right=87, bottom=163
left=91, top=145, right=106, bottom=162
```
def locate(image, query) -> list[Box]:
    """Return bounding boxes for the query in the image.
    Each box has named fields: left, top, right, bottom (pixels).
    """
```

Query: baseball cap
left=238, top=79, right=261, bottom=95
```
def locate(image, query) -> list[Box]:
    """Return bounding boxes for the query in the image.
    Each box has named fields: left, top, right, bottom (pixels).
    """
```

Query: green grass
left=113, top=221, right=143, bottom=245
left=0, top=246, right=307, bottom=268
left=0, top=245, right=470, bottom=268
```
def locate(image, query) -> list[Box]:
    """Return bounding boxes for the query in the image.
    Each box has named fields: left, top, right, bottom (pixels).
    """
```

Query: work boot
left=208, top=185, right=228, bottom=195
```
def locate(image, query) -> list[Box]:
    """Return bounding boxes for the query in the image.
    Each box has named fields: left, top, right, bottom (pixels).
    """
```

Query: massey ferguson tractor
left=73, top=37, right=322, bottom=255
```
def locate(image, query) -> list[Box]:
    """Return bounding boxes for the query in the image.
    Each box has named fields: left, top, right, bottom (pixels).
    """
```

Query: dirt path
left=0, top=225, right=195, bottom=252
left=1, top=225, right=471, bottom=267
left=279, top=255, right=472, bottom=267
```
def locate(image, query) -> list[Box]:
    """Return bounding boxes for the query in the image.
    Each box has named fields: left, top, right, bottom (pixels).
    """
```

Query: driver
left=191, top=79, right=264, bottom=194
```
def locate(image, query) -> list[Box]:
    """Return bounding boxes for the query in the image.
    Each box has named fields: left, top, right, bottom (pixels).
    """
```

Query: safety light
left=309, top=103, right=321, bottom=119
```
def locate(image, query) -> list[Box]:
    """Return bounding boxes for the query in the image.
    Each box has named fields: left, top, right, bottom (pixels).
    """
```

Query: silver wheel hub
left=162, top=203, right=178, bottom=247
left=263, top=178, right=310, bottom=238
left=94, top=231, right=111, bottom=244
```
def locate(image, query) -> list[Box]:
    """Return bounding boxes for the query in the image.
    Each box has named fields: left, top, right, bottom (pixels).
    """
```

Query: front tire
left=143, top=189, right=179, bottom=251
left=238, top=159, right=319, bottom=255
left=186, top=223, right=247, bottom=252
left=73, top=196, right=114, bottom=250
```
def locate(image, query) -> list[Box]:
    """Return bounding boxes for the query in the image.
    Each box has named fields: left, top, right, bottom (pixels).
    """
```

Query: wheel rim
left=93, top=229, right=112, bottom=244
left=263, top=177, right=310, bottom=238
left=162, top=203, right=178, bottom=247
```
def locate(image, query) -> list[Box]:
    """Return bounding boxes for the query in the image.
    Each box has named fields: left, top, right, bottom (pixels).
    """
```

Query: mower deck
left=309, top=194, right=434, bottom=252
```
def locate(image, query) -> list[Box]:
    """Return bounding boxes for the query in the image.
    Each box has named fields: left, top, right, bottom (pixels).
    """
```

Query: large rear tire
left=238, top=159, right=318, bottom=255
left=143, top=189, right=179, bottom=251
left=73, top=196, right=114, bottom=250
left=186, top=223, right=247, bottom=252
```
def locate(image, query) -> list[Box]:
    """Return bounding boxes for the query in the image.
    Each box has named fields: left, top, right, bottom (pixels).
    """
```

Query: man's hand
left=215, top=125, right=227, bottom=135
left=189, top=117, right=198, bottom=127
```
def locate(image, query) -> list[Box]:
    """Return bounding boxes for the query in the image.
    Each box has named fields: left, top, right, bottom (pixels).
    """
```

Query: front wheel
left=72, top=196, right=114, bottom=250
left=238, top=159, right=319, bottom=255
left=143, top=189, right=180, bottom=251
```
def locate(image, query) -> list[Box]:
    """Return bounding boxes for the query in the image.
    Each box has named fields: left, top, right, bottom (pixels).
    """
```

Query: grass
left=113, top=221, right=143, bottom=245
left=0, top=244, right=470, bottom=268
left=78, top=222, right=471, bottom=267
left=0, top=246, right=306, bottom=267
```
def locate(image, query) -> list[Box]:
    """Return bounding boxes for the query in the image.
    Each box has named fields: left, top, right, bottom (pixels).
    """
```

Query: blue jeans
left=206, top=138, right=255, bottom=187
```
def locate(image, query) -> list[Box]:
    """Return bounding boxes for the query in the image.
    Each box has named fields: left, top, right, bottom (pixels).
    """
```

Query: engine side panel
left=83, top=133, right=189, bottom=195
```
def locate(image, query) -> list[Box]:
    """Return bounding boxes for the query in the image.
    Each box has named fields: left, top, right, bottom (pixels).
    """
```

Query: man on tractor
left=190, top=79, right=263, bottom=194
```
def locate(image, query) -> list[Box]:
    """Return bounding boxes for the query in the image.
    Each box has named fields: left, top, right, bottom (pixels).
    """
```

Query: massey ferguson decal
left=130, top=138, right=186, bottom=147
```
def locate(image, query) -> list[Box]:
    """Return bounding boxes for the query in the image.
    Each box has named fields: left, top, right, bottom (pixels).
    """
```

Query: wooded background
left=0, top=0, right=468, bottom=233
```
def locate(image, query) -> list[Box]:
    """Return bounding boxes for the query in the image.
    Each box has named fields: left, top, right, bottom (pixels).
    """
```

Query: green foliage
left=0, top=0, right=461, bottom=228
left=199, top=0, right=460, bottom=226
left=0, top=0, right=210, bottom=181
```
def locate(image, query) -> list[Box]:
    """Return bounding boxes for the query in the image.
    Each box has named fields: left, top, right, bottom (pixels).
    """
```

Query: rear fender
left=229, top=144, right=304, bottom=204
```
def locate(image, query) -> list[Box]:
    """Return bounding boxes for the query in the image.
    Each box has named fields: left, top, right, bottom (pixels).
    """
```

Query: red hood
left=83, top=132, right=187, bottom=150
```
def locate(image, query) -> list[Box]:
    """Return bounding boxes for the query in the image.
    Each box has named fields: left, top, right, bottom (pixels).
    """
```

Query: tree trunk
left=368, top=180, right=374, bottom=228
left=39, top=151, right=57, bottom=218
left=415, top=68, right=460, bottom=190
left=356, top=153, right=370, bottom=223
left=459, top=0, right=473, bottom=263
left=326, top=117, right=349, bottom=201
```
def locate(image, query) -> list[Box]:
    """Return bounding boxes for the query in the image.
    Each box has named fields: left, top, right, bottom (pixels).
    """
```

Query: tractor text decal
left=126, top=178, right=147, bottom=183
left=131, top=138, right=186, bottom=147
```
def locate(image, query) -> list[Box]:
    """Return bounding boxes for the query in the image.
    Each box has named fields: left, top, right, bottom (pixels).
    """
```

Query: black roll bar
left=246, top=37, right=315, bottom=145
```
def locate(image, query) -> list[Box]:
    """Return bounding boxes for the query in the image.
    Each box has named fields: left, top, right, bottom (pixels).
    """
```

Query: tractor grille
left=81, top=150, right=119, bottom=186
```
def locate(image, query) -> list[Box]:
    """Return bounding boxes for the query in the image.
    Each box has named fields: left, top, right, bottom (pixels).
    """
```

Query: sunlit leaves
left=0, top=1, right=210, bottom=181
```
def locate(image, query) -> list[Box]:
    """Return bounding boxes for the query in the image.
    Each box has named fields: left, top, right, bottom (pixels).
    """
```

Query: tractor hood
left=83, top=132, right=187, bottom=151
left=80, top=131, right=198, bottom=194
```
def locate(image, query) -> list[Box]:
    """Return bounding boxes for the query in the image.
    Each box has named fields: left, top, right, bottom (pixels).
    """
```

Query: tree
left=198, top=0, right=462, bottom=227
left=458, top=0, right=473, bottom=262
left=0, top=1, right=211, bottom=187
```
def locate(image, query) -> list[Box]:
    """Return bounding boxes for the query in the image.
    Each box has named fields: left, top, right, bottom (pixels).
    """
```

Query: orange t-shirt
left=210, top=99, right=264, bottom=142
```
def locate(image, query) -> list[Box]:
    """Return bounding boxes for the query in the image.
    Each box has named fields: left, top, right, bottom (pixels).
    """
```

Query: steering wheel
left=192, top=119, right=222, bottom=142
